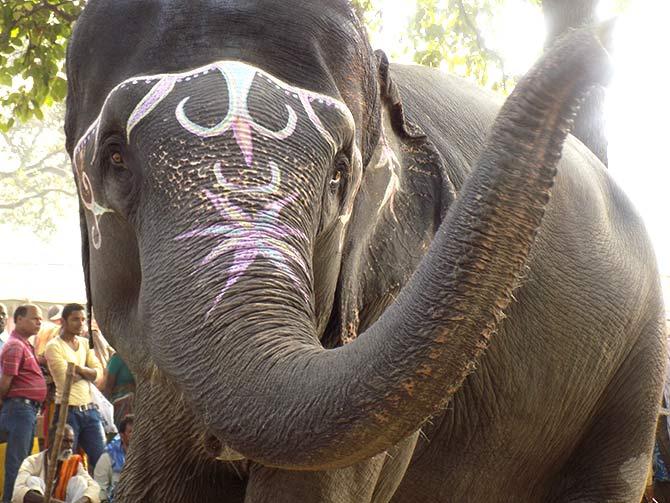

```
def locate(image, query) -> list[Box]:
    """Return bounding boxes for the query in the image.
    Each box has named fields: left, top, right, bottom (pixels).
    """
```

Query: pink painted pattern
left=176, top=186, right=311, bottom=316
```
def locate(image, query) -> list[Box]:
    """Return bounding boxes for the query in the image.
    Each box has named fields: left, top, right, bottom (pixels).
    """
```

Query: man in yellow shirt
left=45, top=304, right=104, bottom=469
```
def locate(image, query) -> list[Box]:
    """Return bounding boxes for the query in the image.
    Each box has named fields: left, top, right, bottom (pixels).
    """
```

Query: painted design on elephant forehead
left=73, top=120, right=114, bottom=250
left=124, top=60, right=354, bottom=167
left=72, top=60, right=353, bottom=253
left=176, top=188, right=311, bottom=316
left=213, top=160, right=281, bottom=194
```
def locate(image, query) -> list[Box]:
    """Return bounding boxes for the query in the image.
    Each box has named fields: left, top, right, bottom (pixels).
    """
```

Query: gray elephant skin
left=64, top=1, right=666, bottom=502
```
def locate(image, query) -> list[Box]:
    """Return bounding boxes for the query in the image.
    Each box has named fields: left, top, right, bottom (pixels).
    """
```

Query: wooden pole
left=44, top=362, right=75, bottom=503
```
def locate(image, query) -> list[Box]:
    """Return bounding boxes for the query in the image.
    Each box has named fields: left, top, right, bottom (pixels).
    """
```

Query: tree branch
left=9, top=1, right=78, bottom=27
left=22, top=151, right=69, bottom=175
left=455, top=0, right=509, bottom=88
left=0, top=188, right=76, bottom=209
left=43, top=1, right=80, bottom=23
left=34, top=166, right=71, bottom=177
left=0, top=152, right=68, bottom=179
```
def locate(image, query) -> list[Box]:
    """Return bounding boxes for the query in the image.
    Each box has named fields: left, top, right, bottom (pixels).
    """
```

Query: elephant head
left=65, top=0, right=610, bottom=471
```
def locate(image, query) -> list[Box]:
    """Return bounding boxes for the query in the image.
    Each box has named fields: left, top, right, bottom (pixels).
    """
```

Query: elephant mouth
left=204, top=433, right=246, bottom=462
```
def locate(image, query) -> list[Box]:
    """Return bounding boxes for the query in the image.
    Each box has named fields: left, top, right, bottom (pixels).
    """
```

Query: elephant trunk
left=149, top=27, right=610, bottom=470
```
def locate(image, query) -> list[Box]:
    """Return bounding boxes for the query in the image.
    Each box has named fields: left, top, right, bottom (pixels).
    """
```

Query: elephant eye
left=110, top=151, right=125, bottom=166
left=329, top=156, right=349, bottom=191
left=330, top=170, right=342, bottom=185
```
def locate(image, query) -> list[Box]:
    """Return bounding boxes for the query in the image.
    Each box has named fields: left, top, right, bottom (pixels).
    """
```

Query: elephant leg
left=549, top=322, right=665, bottom=503
left=244, top=433, right=418, bottom=503
left=115, top=378, right=246, bottom=503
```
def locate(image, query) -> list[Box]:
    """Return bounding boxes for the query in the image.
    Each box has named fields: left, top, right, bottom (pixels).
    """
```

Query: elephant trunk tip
left=595, top=18, right=617, bottom=59
left=551, top=24, right=614, bottom=90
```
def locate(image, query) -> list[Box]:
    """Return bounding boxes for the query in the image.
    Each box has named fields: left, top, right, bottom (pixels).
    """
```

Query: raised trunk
left=543, top=0, right=609, bottom=166
left=149, top=28, right=611, bottom=470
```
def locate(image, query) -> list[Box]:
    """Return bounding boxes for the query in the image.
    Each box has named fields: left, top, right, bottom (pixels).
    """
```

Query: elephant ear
left=374, top=50, right=426, bottom=140
left=323, top=50, right=457, bottom=348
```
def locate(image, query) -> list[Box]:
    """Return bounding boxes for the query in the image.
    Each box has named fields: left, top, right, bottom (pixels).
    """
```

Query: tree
left=0, top=103, right=77, bottom=234
left=408, top=0, right=519, bottom=92
left=352, top=0, right=544, bottom=92
left=353, top=0, right=624, bottom=165
left=0, top=0, right=85, bottom=131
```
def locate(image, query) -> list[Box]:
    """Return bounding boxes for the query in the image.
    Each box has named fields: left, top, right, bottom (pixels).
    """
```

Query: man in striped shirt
left=0, top=304, right=47, bottom=503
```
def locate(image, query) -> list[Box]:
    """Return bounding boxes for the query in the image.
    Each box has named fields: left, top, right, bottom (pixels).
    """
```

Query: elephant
left=64, top=1, right=666, bottom=502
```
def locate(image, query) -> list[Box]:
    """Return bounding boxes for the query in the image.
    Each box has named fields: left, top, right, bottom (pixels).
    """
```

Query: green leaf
left=51, top=76, right=67, bottom=100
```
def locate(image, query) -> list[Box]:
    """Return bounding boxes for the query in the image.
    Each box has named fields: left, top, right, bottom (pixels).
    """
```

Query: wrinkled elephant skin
left=65, top=1, right=666, bottom=502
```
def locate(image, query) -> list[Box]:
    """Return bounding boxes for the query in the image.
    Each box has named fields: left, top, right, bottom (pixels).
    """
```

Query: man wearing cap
left=0, top=304, right=47, bottom=503
left=45, top=304, right=104, bottom=469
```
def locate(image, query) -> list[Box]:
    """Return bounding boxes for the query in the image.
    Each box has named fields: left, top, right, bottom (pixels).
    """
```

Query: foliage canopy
left=0, top=0, right=84, bottom=131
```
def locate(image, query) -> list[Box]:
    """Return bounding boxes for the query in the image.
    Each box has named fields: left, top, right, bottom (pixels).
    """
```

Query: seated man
left=12, top=424, right=100, bottom=503
left=93, top=415, right=133, bottom=502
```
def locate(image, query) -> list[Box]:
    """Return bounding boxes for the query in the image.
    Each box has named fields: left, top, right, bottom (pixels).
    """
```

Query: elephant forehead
left=73, top=60, right=356, bottom=159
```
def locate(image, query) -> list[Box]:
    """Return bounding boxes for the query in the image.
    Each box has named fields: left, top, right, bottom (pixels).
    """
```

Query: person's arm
left=1, top=343, right=20, bottom=403
left=11, top=455, right=64, bottom=503
left=45, top=341, right=69, bottom=391
left=12, top=454, right=34, bottom=502
left=75, top=364, right=97, bottom=382
left=102, top=371, right=116, bottom=400
left=0, top=374, right=13, bottom=399
left=93, top=452, right=112, bottom=502
left=103, top=356, right=120, bottom=399
left=80, top=346, right=103, bottom=383
left=79, top=456, right=103, bottom=503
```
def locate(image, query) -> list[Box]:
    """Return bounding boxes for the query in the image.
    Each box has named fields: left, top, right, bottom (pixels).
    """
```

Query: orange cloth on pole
left=53, top=454, right=83, bottom=500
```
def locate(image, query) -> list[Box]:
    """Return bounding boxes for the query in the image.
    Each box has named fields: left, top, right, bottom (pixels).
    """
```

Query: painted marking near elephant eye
left=176, top=188, right=311, bottom=316
left=72, top=130, right=115, bottom=249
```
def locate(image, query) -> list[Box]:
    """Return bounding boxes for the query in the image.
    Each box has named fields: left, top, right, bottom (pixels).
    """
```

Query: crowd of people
left=0, top=303, right=135, bottom=503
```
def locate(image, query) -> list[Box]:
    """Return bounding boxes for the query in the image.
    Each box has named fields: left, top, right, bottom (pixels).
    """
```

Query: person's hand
left=23, top=491, right=65, bottom=503
left=23, top=489, right=44, bottom=503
